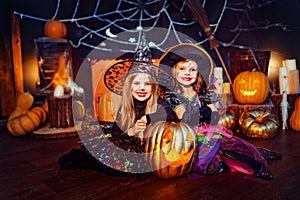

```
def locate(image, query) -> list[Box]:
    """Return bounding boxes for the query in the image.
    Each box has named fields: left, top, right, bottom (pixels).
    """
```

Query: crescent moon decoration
left=14, top=0, right=287, bottom=53
left=105, top=28, right=118, bottom=38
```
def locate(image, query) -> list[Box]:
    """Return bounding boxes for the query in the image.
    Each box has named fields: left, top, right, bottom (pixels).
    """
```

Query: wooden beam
left=11, top=12, right=24, bottom=96
left=0, top=36, right=16, bottom=116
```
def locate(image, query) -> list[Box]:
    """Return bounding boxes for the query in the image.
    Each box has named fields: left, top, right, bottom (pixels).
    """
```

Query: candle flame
left=52, top=53, right=69, bottom=89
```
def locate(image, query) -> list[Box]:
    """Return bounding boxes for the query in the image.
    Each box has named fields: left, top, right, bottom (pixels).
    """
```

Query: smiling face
left=131, top=73, right=153, bottom=101
left=172, top=60, right=198, bottom=86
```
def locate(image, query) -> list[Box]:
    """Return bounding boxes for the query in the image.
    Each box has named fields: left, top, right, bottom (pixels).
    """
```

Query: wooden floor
left=1, top=123, right=300, bottom=200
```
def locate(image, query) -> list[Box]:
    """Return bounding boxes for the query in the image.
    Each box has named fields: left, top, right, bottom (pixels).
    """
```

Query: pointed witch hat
left=104, top=34, right=174, bottom=95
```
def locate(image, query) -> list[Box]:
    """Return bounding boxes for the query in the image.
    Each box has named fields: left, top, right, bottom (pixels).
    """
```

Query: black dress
left=163, top=89, right=220, bottom=127
left=110, top=97, right=179, bottom=150
left=59, top=97, right=178, bottom=175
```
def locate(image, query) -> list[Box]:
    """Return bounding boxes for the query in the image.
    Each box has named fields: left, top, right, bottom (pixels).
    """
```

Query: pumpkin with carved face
left=233, top=70, right=270, bottom=105
left=144, top=121, right=197, bottom=179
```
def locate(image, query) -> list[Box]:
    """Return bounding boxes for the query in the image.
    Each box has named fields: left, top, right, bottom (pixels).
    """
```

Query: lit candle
left=214, top=80, right=223, bottom=94
left=214, top=67, right=223, bottom=81
left=283, top=59, right=297, bottom=71
left=223, top=82, right=231, bottom=94
left=288, top=69, right=300, bottom=94
left=279, top=67, right=289, bottom=94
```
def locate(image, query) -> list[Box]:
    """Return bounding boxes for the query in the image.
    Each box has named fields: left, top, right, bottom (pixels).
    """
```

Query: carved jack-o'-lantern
left=239, top=109, right=279, bottom=139
left=233, top=70, right=270, bottom=105
left=144, top=121, right=197, bottom=179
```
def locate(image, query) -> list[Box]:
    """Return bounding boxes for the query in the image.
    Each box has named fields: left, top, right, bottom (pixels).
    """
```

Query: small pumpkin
left=218, top=110, right=237, bottom=131
left=8, top=92, right=34, bottom=120
left=239, top=109, right=279, bottom=139
left=6, top=92, right=47, bottom=136
left=233, top=70, right=270, bottom=105
left=72, top=100, right=85, bottom=121
left=7, top=106, right=47, bottom=136
left=97, top=92, right=122, bottom=122
left=44, top=20, right=67, bottom=38
left=290, top=97, right=300, bottom=131
left=144, top=121, right=197, bottom=179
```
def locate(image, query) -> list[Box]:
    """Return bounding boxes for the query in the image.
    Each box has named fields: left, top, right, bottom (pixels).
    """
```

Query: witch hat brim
left=158, top=43, right=215, bottom=89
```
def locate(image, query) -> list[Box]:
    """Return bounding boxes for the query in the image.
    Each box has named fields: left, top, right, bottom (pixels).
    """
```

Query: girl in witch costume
left=158, top=43, right=281, bottom=180
left=59, top=59, right=179, bottom=176
left=100, top=60, right=179, bottom=173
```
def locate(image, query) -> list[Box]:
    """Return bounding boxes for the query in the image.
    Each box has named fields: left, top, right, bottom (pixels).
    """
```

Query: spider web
left=11, top=0, right=293, bottom=173
left=13, top=0, right=287, bottom=56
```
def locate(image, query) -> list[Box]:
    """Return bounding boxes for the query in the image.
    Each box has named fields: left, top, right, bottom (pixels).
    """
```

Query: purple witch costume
left=158, top=43, right=280, bottom=180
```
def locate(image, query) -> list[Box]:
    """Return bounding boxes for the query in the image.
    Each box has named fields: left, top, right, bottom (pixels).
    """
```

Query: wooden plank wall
left=0, top=13, right=24, bottom=117
left=11, top=13, right=24, bottom=97
left=0, top=36, right=15, bottom=117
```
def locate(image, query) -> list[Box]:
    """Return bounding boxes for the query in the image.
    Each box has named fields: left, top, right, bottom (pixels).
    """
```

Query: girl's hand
left=207, top=103, right=218, bottom=112
left=128, top=115, right=147, bottom=136
left=174, top=105, right=186, bottom=119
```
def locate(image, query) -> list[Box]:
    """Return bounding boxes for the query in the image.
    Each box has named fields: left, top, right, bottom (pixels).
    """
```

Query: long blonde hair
left=117, top=73, right=158, bottom=132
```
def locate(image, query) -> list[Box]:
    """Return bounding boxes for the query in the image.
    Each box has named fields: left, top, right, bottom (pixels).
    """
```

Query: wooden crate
left=228, top=103, right=275, bottom=119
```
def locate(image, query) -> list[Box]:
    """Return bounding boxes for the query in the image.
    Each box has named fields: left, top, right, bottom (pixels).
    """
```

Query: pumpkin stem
left=255, top=116, right=263, bottom=123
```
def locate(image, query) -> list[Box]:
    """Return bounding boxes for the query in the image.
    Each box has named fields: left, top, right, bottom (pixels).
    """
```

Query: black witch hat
left=104, top=34, right=174, bottom=95
left=158, top=43, right=215, bottom=90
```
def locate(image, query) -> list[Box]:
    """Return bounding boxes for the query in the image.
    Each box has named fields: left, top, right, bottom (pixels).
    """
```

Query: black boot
left=221, top=150, right=274, bottom=180
left=256, top=147, right=282, bottom=160
left=255, top=165, right=274, bottom=180
left=58, top=146, right=104, bottom=171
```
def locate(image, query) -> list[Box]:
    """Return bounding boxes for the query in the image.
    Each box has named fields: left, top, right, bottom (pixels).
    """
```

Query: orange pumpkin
left=44, top=20, right=67, bottom=38
left=290, top=97, right=300, bottom=131
left=144, top=121, right=197, bottom=179
left=233, top=70, right=270, bottom=105
left=7, top=107, right=47, bottom=136
left=6, top=92, right=47, bottom=136
left=8, top=92, right=34, bottom=120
